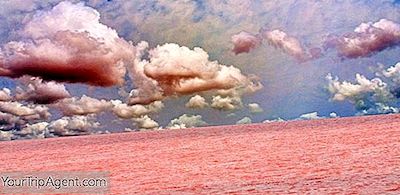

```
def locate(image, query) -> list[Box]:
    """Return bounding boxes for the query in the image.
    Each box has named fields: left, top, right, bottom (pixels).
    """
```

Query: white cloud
left=236, top=116, right=252, bottom=124
left=133, top=115, right=159, bottom=130
left=167, top=114, right=207, bottom=129
left=0, top=88, right=12, bottom=101
left=326, top=73, right=392, bottom=103
left=0, top=130, right=12, bottom=141
left=186, top=95, right=208, bottom=109
left=130, top=42, right=262, bottom=104
left=381, top=62, right=400, bottom=84
left=55, top=95, right=112, bottom=116
left=48, top=115, right=100, bottom=136
left=111, top=100, right=164, bottom=119
left=18, top=122, right=49, bottom=139
left=297, top=112, right=324, bottom=120
left=263, top=118, right=285, bottom=123
left=248, top=103, right=263, bottom=113
left=211, top=95, right=242, bottom=111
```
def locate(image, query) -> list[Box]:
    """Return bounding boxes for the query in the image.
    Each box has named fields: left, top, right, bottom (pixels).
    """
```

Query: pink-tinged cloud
left=129, top=42, right=262, bottom=104
left=261, top=29, right=308, bottom=62
left=0, top=1, right=134, bottom=87
left=55, top=95, right=112, bottom=116
left=324, top=19, right=400, bottom=59
left=16, top=77, right=70, bottom=104
left=231, top=31, right=261, bottom=55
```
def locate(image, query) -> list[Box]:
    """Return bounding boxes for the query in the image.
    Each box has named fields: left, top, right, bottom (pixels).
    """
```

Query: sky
left=0, top=0, right=399, bottom=140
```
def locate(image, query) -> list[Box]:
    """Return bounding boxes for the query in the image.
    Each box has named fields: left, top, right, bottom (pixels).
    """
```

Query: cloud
left=0, top=101, right=50, bottom=120
left=326, top=72, right=397, bottom=115
left=55, top=95, right=112, bottom=116
left=167, top=114, right=207, bottom=129
left=130, top=42, right=262, bottom=104
left=261, top=29, right=309, bottom=62
left=324, top=19, right=400, bottom=59
left=0, top=1, right=134, bottom=87
left=17, top=122, right=49, bottom=139
left=128, top=41, right=165, bottom=105
left=248, top=103, right=263, bottom=113
left=186, top=95, right=208, bottom=109
left=381, top=62, right=400, bottom=84
left=133, top=115, right=159, bottom=130
left=236, top=116, right=252, bottom=125
left=0, top=88, right=12, bottom=101
left=0, top=101, right=50, bottom=139
left=111, top=100, right=164, bottom=119
left=0, top=130, right=12, bottom=141
left=15, top=77, right=70, bottom=104
left=329, top=112, right=339, bottom=118
left=0, top=111, right=22, bottom=131
left=231, top=31, right=261, bottom=55
left=263, top=118, right=285, bottom=123
left=326, top=73, right=392, bottom=103
left=211, top=95, right=242, bottom=111
left=48, top=115, right=100, bottom=136
left=296, top=112, right=324, bottom=120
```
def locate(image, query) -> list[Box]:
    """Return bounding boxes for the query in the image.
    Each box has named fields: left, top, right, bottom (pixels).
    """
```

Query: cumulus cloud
left=130, top=42, right=262, bottom=104
left=128, top=41, right=164, bottom=105
left=17, top=122, right=49, bottom=139
left=231, top=31, right=261, bottom=55
left=327, top=72, right=397, bottom=115
left=0, top=101, right=50, bottom=140
left=133, top=115, right=159, bottom=130
left=0, top=111, right=22, bottom=131
left=0, top=101, right=50, bottom=120
left=0, top=130, right=12, bottom=141
left=111, top=100, right=164, bottom=119
left=381, top=62, right=400, bottom=84
left=15, top=77, right=70, bottom=104
left=0, top=1, right=134, bottom=87
left=236, top=116, right=252, bottom=125
left=248, top=103, right=263, bottom=113
left=48, top=115, right=100, bottom=136
left=186, top=95, right=208, bottom=109
left=326, top=73, right=392, bottom=103
left=55, top=95, right=112, bottom=116
left=324, top=19, right=400, bottom=59
left=211, top=95, right=242, bottom=111
left=0, top=88, right=12, bottom=101
left=167, top=114, right=207, bottom=129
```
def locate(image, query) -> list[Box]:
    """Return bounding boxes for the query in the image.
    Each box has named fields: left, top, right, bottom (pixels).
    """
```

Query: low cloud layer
left=48, top=115, right=100, bottom=136
left=167, top=114, right=208, bottom=129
